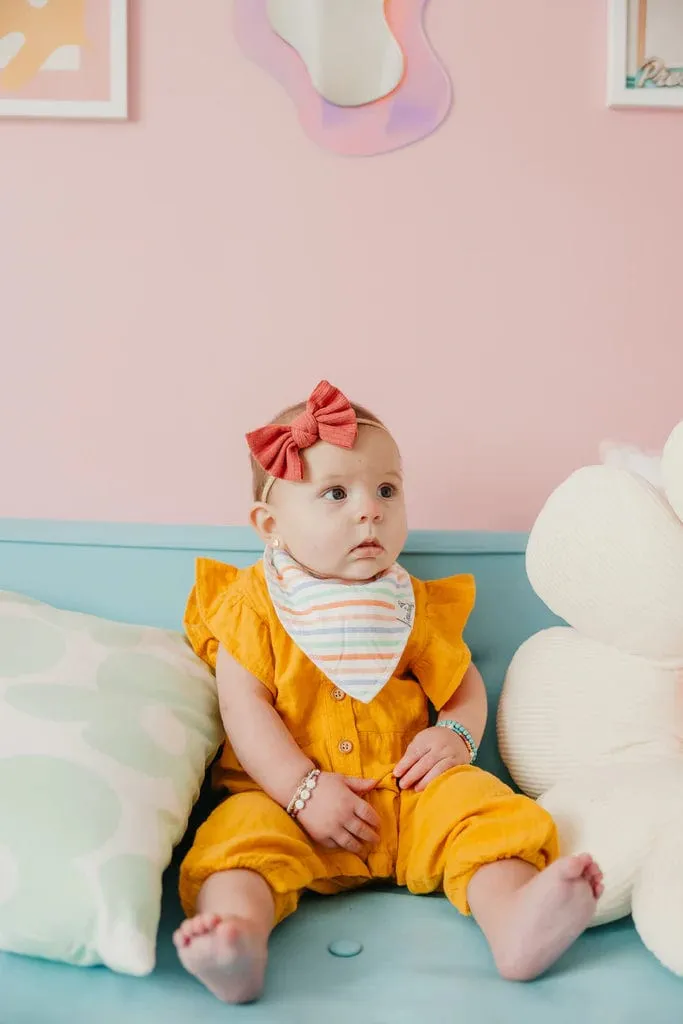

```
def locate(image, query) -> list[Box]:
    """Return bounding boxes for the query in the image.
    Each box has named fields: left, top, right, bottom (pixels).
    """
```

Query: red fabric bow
left=246, top=380, right=358, bottom=484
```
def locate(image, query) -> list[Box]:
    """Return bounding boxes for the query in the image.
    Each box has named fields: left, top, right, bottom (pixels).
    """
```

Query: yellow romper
left=179, top=559, right=558, bottom=924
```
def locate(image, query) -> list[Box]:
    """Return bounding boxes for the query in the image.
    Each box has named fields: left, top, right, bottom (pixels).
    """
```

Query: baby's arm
left=437, top=662, right=488, bottom=744
left=216, top=645, right=381, bottom=853
left=215, top=644, right=313, bottom=807
left=393, top=663, right=487, bottom=791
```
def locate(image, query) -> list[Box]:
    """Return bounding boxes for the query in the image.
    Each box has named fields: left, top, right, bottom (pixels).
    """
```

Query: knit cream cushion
left=498, top=421, right=683, bottom=975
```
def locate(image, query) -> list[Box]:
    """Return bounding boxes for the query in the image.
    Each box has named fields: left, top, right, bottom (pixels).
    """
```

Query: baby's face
left=267, top=425, right=408, bottom=581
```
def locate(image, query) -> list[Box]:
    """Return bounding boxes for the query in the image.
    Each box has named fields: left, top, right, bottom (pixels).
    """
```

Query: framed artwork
left=0, top=0, right=127, bottom=120
left=608, top=0, right=683, bottom=108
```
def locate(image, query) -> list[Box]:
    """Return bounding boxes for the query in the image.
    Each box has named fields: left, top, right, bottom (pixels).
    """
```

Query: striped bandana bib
left=264, top=547, right=415, bottom=704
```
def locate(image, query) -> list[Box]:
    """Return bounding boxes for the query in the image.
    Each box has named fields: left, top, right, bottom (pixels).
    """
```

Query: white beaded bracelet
left=286, top=768, right=321, bottom=819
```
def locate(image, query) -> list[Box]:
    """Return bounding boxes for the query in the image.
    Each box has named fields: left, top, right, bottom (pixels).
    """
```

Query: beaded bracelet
left=436, top=720, right=478, bottom=764
left=286, top=768, right=321, bottom=819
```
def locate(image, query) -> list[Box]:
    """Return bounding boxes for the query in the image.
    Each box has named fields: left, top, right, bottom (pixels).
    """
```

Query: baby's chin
left=335, top=554, right=396, bottom=582
left=291, top=547, right=400, bottom=582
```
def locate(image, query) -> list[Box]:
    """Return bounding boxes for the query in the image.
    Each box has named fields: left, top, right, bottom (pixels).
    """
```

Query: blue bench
left=1, top=520, right=680, bottom=1023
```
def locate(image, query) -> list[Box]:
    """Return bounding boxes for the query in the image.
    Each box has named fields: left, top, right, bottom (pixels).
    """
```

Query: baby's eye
left=323, top=486, right=347, bottom=502
left=378, top=483, right=396, bottom=499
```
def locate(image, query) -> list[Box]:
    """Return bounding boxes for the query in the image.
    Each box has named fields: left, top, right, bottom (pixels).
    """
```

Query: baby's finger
left=348, top=817, right=380, bottom=845
left=397, top=753, right=436, bottom=790
left=334, top=829, right=364, bottom=855
left=353, top=797, right=381, bottom=831
left=343, top=776, right=378, bottom=795
left=393, top=741, right=424, bottom=779
left=413, top=758, right=458, bottom=792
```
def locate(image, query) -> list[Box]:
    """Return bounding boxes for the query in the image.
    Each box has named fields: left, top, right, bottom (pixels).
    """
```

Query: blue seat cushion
left=1, top=522, right=681, bottom=1020
left=3, top=871, right=681, bottom=1024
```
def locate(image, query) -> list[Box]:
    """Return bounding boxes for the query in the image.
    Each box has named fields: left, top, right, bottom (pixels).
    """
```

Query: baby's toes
left=182, top=918, right=202, bottom=941
left=583, top=860, right=603, bottom=894
left=194, top=913, right=221, bottom=936
left=173, top=924, right=190, bottom=949
left=174, top=914, right=219, bottom=946
left=562, top=852, right=594, bottom=880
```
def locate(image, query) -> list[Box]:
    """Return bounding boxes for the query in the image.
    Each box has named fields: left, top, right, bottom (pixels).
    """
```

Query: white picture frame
left=0, top=0, right=127, bottom=120
left=608, top=0, right=683, bottom=109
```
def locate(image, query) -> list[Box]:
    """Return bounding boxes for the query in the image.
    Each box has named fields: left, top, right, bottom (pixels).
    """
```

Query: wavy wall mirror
left=234, top=0, right=452, bottom=156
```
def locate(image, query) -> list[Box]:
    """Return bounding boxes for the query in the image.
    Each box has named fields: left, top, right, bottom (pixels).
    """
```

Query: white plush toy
left=498, top=421, right=683, bottom=975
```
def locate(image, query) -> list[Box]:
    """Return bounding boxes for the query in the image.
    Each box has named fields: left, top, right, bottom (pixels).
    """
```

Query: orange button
left=338, top=739, right=354, bottom=754
left=331, top=688, right=346, bottom=702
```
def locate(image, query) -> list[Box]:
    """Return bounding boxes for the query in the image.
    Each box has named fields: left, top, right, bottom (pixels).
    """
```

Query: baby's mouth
left=352, top=539, right=385, bottom=555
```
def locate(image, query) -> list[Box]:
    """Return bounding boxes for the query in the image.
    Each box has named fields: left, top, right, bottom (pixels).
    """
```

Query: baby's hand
left=296, top=773, right=380, bottom=854
left=393, top=726, right=470, bottom=792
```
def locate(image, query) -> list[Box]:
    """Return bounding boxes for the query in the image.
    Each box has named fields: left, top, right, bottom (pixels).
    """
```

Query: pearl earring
left=272, top=538, right=280, bottom=549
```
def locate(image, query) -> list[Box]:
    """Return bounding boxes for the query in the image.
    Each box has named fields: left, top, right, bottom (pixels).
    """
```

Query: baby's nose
left=358, top=498, right=383, bottom=523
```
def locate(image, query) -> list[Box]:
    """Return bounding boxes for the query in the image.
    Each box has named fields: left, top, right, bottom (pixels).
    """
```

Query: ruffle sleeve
left=183, top=558, right=276, bottom=695
left=411, top=574, right=476, bottom=710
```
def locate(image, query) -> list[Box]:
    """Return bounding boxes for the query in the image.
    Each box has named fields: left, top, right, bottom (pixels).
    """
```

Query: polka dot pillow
left=0, top=590, right=222, bottom=976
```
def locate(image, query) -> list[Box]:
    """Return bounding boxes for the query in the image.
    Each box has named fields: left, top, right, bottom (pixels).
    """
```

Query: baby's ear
left=250, top=502, right=278, bottom=545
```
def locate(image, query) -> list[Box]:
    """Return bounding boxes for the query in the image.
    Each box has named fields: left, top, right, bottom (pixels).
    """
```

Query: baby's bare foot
left=493, top=854, right=603, bottom=981
left=173, top=913, right=268, bottom=1003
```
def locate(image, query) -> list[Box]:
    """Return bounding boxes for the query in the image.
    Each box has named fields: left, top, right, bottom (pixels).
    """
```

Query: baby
left=173, top=380, right=603, bottom=1003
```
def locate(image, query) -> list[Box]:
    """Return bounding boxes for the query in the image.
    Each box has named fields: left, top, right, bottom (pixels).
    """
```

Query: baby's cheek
left=311, top=522, right=347, bottom=558
left=284, top=529, right=337, bottom=576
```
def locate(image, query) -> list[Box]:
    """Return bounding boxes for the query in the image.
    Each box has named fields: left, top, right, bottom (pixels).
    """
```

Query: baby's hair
left=251, top=398, right=385, bottom=502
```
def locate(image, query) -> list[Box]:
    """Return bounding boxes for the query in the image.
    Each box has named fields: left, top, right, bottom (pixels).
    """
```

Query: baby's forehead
left=303, top=427, right=401, bottom=480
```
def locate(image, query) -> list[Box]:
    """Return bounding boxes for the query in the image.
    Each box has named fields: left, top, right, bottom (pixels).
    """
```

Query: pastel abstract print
left=0, top=0, right=127, bottom=119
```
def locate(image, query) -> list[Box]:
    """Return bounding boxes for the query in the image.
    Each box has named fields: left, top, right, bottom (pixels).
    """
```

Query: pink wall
left=1, top=0, right=682, bottom=531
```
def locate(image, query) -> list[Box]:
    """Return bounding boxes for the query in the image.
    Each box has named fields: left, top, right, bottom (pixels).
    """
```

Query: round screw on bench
left=328, top=939, right=363, bottom=958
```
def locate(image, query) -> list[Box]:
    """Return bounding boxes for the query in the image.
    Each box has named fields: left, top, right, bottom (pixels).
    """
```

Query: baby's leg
left=398, top=765, right=603, bottom=981
left=176, top=791, right=341, bottom=1003
left=173, top=869, right=273, bottom=1004
left=467, top=854, right=603, bottom=982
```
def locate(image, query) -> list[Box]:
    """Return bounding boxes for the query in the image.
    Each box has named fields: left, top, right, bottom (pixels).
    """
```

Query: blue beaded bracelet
left=436, top=720, right=478, bottom=764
